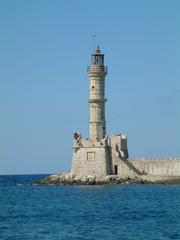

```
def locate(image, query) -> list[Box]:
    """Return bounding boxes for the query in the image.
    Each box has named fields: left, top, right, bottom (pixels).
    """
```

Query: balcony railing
left=87, top=65, right=108, bottom=74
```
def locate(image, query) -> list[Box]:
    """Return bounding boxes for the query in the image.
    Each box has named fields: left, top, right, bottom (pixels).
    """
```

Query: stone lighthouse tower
left=71, top=46, right=128, bottom=176
left=88, top=46, right=107, bottom=140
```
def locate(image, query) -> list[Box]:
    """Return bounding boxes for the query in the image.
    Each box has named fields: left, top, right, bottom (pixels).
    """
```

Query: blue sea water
left=0, top=175, right=180, bottom=240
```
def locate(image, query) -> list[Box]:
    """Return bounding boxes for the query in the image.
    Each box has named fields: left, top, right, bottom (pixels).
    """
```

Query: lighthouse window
left=87, top=152, right=95, bottom=161
left=92, top=86, right=94, bottom=90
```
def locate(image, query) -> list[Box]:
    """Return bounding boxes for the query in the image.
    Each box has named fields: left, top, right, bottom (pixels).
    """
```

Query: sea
left=0, top=174, right=180, bottom=240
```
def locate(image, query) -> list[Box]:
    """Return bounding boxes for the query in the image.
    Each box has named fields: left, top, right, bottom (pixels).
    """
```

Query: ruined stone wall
left=111, top=135, right=128, bottom=158
left=110, top=135, right=129, bottom=174
left=117, top=158, right=180, bottom=178
left=71, top=135, right=180, bottom=178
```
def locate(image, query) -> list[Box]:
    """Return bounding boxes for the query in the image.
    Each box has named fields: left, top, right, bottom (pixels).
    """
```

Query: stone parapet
left=73, top=138, right=109, bottom=148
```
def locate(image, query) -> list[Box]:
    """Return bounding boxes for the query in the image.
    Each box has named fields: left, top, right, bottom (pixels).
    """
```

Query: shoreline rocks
left=37, top=173, right=180, bottom=186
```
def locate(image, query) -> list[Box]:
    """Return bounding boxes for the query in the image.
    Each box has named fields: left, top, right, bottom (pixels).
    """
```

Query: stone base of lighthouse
left=71, top=134, right=128, bottom=176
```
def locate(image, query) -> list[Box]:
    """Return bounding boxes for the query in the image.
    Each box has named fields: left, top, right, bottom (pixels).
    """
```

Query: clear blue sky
left=0, top=0, right=179, bottom=174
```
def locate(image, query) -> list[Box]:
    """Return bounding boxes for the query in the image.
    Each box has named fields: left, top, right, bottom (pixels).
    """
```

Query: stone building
left=71, top=46, right=128, bottom=176
left=71, top=47, right=180, bottom=178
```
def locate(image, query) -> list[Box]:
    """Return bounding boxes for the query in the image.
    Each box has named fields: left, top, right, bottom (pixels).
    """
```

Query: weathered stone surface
left=38, top=172, right=180, bottom=186
left=71, top=134, right=129, bottom=176
left=117, top=158, right=180, bottom=177
left=68, top=47, right=180, bottom=181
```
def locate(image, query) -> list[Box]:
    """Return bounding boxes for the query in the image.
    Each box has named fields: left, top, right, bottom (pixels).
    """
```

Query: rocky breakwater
left=39, top=173, right=149, bottom=185
left=38, top=173, right=180, bottom=185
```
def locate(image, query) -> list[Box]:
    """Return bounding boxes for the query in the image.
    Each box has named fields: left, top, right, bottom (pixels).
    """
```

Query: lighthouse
left=71, top=46, right=128, bottom=176
left=87, top=46, right=107, bottom=140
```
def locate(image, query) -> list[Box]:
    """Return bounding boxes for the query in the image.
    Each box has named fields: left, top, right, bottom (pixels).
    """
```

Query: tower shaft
left=87, top=46, right=107, bottom=140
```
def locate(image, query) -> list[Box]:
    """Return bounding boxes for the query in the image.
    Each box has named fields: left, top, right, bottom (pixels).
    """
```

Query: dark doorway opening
left=114, top=165, right=118, bottom=175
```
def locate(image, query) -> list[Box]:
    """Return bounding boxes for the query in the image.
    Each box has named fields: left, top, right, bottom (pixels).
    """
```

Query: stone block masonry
left=117, top=158, right=180, bottom=178
left=70, top=46, right=180, bottom=179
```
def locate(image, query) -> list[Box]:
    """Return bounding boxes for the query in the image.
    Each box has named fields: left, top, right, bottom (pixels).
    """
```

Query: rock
left=87, top=176, right=96, bottom=185
left=38, top=173, right=180, bottom=186
left=81, top=176, right=88, bottom=183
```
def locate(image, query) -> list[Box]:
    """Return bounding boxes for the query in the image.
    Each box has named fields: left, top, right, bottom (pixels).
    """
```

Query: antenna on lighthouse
left=93, top=34, right=96, bottom=51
